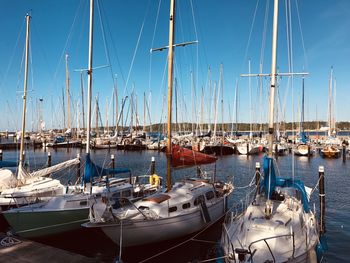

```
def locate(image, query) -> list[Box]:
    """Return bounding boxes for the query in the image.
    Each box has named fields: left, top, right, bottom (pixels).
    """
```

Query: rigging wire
left=148, top=0, right=162, bottom=97
left=122, top=0, right=152, bottom=97
left=52, top=0, right=84, bottom=86
left=240, top=0, right=260, bottom=73
left=98, top=1, right=126, bottom=87
left=0, top=19, right=25, bottom=92
left=295, top=0, right=308, bottom=70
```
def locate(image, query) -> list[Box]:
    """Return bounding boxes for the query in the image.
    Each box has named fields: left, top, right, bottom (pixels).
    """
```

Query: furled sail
left=29, top=157, right=80, bottom=178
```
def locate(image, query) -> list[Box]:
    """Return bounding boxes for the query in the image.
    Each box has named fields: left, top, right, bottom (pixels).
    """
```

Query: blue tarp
left=0, top=160, right=18, bottom=168
left=83, top=153, right=131, bottom=184
left=262, top=156, right=310, bottom=213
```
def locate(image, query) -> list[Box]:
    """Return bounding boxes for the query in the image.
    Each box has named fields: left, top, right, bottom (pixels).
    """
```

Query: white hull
left=236, top=144, right=261, bottom=155
left=89, top=196, right=226, bottom=247
left=221, top=193, right=319, bottom=262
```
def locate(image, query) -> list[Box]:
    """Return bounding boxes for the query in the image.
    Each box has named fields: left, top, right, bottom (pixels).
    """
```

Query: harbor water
left=0, top=147, right=349, bottom=262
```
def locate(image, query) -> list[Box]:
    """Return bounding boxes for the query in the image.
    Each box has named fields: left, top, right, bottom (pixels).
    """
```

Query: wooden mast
left=267, top=0, right=279, bottom=157
left=18, top=14, right=31, bottom=178
left=86, top=0, right=94, bottom=154
left=166, top=0, right=175, bottom=192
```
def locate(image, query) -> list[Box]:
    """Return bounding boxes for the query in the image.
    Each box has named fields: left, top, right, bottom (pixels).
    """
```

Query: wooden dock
left=0, top=234, right=99, bottom=263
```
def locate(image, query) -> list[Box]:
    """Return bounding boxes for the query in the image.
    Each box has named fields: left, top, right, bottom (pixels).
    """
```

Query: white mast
left=268, top=0, right=279, bottom=157
left=328, top=67, right=333, bottom=137
left=86, top=0, right=94, bottom=154
left=65, top=54, right=71, bottom=131
left=18, top=14, right=31, bottom=180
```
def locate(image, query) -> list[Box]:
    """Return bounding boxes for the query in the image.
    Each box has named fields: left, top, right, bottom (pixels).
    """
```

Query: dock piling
left=47, top=152, right=51, bottom=167
left=319, top=166, right=326, bottom=234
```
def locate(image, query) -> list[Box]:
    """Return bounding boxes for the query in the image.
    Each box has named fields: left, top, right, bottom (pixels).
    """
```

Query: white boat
left=294, top=143, right=314, bottom=156
left=2, top=177, right=135, bottom=238
left=84, top=178, right=232, bottom=247
left=221, top=0, right=321, bottom=262
left=236, top=142, right=262, bottom=155
left=0, top=15, right=77, bottom=211
left=83, top=0, right=233, bottom=250
left=2, top=6, right=162, bottom=238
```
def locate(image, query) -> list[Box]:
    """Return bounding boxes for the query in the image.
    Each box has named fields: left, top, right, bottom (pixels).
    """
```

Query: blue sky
left=0, top=0, right=350, bottom=131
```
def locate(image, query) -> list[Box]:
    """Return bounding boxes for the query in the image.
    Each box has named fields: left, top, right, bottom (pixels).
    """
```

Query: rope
left=309, top=173, right=322, bottom=197
left=234, top=172, right=257, bottom=189
left=0, top=234, right=21, bottom=248
left=196, top=255, right=228, bottom=263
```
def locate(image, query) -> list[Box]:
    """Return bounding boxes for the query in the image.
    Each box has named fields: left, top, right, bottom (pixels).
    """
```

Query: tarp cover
left=262, top=156, right=310, bottom=212
left=0, top=160, right=17, bottom=168
left=83, top=153, right=130, bottom=184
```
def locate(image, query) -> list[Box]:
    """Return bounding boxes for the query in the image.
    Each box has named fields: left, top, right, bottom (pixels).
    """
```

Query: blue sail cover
left=300, top=132, right=308, bottom=144
left=83, top=153, right=131, bottom=184
left=0, top=160, right=18, bottom=168
left=262, top=156, right=310, bottom=213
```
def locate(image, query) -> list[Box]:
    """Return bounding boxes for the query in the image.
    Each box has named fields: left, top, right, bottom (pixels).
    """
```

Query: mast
left=86, top=0, right=94, bottom=154
left=80, top=72, right=85, bottom=132
left=220, top=64, right=224, bottom=143
left=18, top=14, right=31, bottom=175
left=301, top=77, right=305, bottom=134
left=166, top=0, right=175, bottom=192
left=65, top=54, right=71, bottom=131
left=328, top=67, right=333, bottom=137
left=267, top=0, right=279, bottom=157
left=95, top=96, right=99, bottom=137
left=249, top=59, right=252, bottom=139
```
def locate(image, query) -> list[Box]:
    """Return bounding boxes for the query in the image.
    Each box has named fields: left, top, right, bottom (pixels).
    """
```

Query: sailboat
left=3, top=5, right=160, bottom=238
left=0, top=14, right=75, bottom=211
left=320, top=67, right=341, bottom=158
left=294, top=77, right=314, bottom=156
left=83, top=0, right=233, bottom=249
left=220, top=0, right=321, bottom=261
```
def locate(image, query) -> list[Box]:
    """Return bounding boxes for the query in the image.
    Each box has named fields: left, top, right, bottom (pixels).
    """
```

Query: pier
left=0, top=233, right=98, bottom=263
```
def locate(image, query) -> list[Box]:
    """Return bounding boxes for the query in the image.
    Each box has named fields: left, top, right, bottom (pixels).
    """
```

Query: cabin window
left=169, top=206, right=177, bottom=213
left=205, top=191, right=215, bottom=200
left=182, top=203, right=191, bottom=209
left=194, top=195, right=205, bottom=206
left=80, top=200, right=87, bottom=206
left=112, top=192, right=121, bottom=198
left=122, top=190, right=131, bottom=197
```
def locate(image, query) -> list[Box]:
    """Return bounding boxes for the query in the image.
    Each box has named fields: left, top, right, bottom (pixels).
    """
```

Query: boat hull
left=3, top=207, right=89, bottom=238
left=85, top=197, right=226, bottom=247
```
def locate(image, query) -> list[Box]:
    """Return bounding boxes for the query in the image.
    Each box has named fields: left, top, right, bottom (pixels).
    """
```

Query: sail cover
left=29, top=157, right=80, bottom=178
left=171, top=144, right=217, bottom=168
left=263, top=156, right=310, bottom=212
left=83, top=153, right=130, bottom=184
left=0, top=160, right=17, bottom=168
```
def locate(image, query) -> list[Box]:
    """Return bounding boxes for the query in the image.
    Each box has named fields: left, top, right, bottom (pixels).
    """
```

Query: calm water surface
left=1, top=147, right=349, bottom=262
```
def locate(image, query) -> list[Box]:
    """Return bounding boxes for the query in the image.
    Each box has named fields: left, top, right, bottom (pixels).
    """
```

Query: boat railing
left=222, top=229, right=296, bottom=263
left=246, top=232, right=295, bottom=263
left=224, top=186, right=256, bottom=225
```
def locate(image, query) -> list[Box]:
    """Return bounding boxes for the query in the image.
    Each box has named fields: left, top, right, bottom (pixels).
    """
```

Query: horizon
left=1, top=1, right=350, bottom=131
